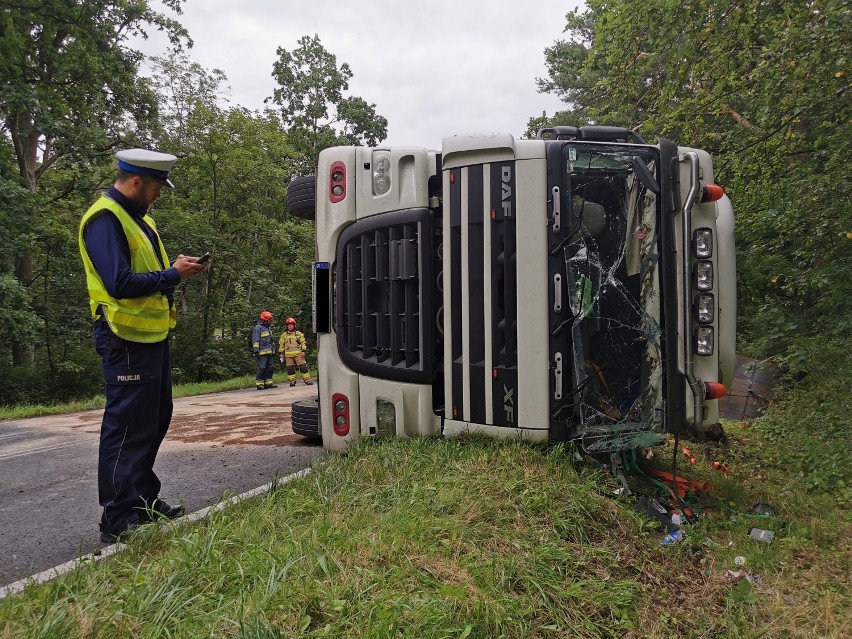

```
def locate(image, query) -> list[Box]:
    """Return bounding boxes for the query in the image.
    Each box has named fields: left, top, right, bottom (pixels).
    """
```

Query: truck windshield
left=554, top=143, right=665, bottom=451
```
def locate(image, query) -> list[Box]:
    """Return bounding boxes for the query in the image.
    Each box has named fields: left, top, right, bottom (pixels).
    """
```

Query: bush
left=171, top=335, right=256, bottom=383
left=747, top=339, right=852, bottom=497
left=0, top=349, right=103, bottom=405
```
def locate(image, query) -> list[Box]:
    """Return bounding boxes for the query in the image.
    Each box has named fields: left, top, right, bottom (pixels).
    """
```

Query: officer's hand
left=279, top=356, right=284, bottom=363
left=174, top=255, right=206, bottom=281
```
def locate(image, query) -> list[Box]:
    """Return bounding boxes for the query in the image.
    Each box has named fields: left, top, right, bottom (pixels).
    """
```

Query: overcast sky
left=136, top=0, right=582, bottom=149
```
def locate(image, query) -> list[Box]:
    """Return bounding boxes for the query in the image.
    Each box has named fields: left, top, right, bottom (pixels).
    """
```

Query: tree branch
left=724, top=106, right=755, bottom=129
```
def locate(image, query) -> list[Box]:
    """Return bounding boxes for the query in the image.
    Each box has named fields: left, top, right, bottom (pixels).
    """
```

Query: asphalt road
left=0, top=384, right=325, bottom=587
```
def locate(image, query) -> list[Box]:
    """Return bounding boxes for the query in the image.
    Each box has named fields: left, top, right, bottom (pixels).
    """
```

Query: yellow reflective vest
left=279, top=330, right=306, bottom=357
left=78, top=196, right=177, bottom=343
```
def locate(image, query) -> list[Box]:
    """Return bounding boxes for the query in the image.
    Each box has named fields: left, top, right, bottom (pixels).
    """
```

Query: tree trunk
left=8, top=111, right=41, bottom=368
left=12, top=254, right=35, bottom=368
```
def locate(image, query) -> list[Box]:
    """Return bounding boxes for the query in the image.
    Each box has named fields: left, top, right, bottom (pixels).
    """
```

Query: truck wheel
left=291, top=396, right=321, bottom=440
left=287, top=175, right=316, bottom=220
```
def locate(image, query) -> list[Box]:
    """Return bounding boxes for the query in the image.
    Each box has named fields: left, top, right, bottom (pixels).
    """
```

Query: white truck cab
left=291, top=126, right=735, bottom=453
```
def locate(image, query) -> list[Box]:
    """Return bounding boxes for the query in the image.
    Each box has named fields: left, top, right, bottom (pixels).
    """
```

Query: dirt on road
left=66, top=395, right=312, bottom=447
left=0, top=384, right=324, bottom=586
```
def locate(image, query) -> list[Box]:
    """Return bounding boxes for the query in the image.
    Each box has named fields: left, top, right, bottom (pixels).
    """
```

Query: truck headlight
left=693, top=228, right=713, bottom=258
left=695, top=293, right=715, bottom=324
left=372, top=153, right=391, bottom=195
left=694, top=261, right=713, bottom=291
left=694, top=327, right=714, bottom=355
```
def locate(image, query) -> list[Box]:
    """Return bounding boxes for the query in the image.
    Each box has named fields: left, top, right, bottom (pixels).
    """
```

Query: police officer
left=79, top=148, right=206, bottom=543
left=252, top=311, right=279, bottom=390
left=279, top=317, right=312, bottom=387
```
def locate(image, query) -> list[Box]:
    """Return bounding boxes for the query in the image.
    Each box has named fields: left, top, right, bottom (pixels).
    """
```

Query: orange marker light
left=450, top=172, right=455, bottom=184
left=703, top=382, right=727, bottom=399
left=701, top=184, right=725, bottom=203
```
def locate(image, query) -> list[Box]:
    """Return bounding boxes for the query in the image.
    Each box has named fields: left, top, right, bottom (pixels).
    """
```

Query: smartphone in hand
left=196, top=252, right=211, bottom=265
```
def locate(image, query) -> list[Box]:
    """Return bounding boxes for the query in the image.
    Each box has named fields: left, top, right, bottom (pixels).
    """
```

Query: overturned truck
left=288, top=126, right=735, bottom=453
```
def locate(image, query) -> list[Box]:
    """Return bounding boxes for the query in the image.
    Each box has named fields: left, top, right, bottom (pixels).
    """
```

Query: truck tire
left=287, top=175, right=316, bottom=220
left=291, top=396, right=321, bottom=440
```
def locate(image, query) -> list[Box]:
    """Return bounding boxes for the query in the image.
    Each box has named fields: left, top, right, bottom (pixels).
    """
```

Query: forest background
left=0, top=0, right=849, bottom=425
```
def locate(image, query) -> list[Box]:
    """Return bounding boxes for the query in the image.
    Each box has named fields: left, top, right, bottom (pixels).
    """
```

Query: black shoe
left=100, top=530, right=128, bottom=544
left=304, top=380, right=313, bottom=385
left=256, top=386, right=266, bottom=391
left=265, top=384, right=279, bottom=389
left=139, top=498, right=185, bottom=522
left=289, top=381, right=297, bottom=387
left=100, top=518, right=142, bottom=544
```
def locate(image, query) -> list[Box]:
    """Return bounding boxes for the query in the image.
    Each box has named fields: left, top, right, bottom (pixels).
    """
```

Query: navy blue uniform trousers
left=94, top=321, right=172, bottom=534
left=256, top=354, right=275, bottom=385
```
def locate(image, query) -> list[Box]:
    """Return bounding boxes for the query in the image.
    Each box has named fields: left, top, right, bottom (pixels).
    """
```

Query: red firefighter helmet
left=259, top=311, right=273, bottom=321
left=285, top=317, right=296, bottom=327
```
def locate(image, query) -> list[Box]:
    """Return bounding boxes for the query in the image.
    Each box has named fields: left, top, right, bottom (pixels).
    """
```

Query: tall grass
left=2, top=431, right=847, bottom=638
left=0, top=438, right=655, bottom=638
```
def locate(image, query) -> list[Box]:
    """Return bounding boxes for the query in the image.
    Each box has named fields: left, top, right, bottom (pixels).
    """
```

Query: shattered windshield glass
left=555, top=144, right=666, bottom=452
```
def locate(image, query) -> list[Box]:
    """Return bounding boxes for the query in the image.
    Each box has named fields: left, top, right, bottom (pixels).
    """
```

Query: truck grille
left=335, top=208, right=435, bottom=383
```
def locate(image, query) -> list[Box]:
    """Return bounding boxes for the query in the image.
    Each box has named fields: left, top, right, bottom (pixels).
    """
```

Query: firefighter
left=279, top=317, right=312, bottom=387
left=79, top=148, right=206, bottom=543
left=252, top=311, right=279, bottom=390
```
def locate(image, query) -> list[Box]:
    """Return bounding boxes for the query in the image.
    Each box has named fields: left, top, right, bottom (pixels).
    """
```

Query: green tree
left=139, top=50, right=315, bottom=384
left=0, top=0, right=190, bottom=366
left=147, top=48, right=229, bottom=146
left=145, top=58, right=310, bottom=380
left=0, top=142, right=37, bottom=348
left=534, top=0, right=851, bottom=371
left=269, top=34, right=388, bottom=167
left=168, top=105, right=312, bottom=381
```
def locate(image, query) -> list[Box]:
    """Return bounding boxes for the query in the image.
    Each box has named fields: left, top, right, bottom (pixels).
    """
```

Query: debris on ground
left=748, top=528, right=775, bottom=543
left=636, top=495, right=680, bottom=533
left=751, top=502, right=777, bottom=516
left=661, top=529, right=686, bottom=545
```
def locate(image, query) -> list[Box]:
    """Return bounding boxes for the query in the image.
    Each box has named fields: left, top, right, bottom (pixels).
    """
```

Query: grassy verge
left=0, top=371, right=310, bottom=421
left=1, top=415, right=848, bottom=637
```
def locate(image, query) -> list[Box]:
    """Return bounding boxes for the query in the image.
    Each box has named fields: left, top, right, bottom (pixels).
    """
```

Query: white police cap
left=115, top=148, right=177, bottom=188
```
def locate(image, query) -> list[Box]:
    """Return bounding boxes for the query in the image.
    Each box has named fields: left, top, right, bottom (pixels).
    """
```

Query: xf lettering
left=503, top=384, right=515, bottom=423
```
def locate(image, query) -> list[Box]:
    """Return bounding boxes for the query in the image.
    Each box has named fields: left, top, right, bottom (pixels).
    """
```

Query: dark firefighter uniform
left=279, top=318, right=312, bottom=386
left=252, top=313, right=278, bottom=389
left=79, top=149, right=188, bottom=542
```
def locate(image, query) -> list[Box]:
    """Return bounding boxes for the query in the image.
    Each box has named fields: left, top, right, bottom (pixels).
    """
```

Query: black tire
left=287, top=175, right=316, bottom=220
left=291, top=396, right=320, bottom=439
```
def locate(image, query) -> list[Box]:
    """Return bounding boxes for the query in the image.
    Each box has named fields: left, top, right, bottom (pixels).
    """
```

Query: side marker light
left=703, top=382, right=727, bottom=400
left=700, top=184, right=725, bottom=203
